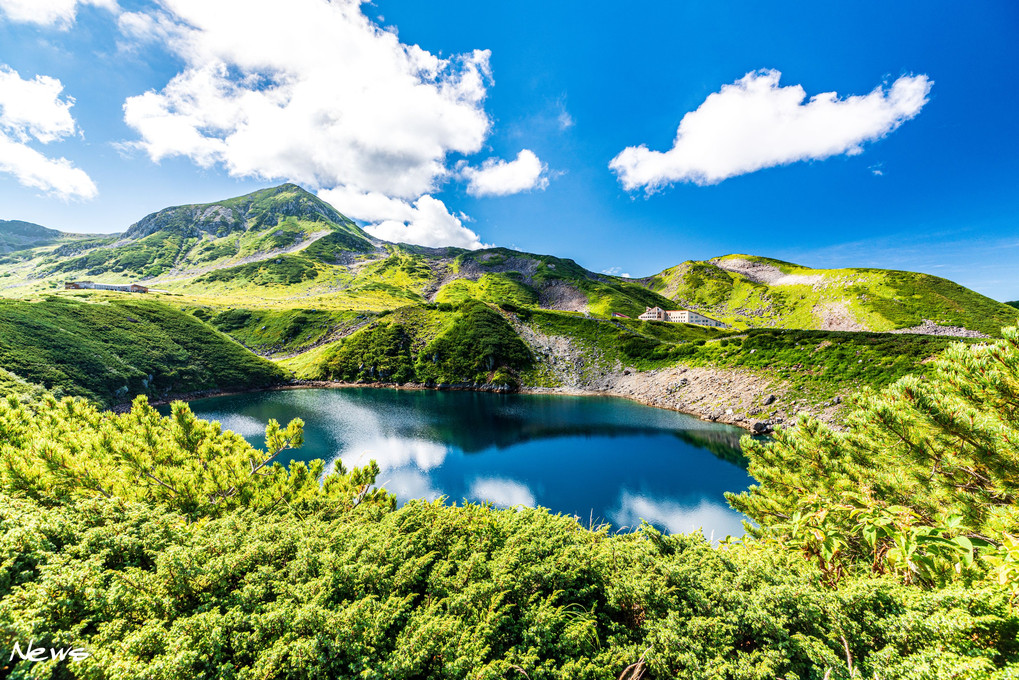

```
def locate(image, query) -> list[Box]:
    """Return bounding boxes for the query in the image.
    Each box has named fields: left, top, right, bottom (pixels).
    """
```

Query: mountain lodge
left=637, top=306, right=727, bottom=328
left=65, top=281, right=149, bottom=293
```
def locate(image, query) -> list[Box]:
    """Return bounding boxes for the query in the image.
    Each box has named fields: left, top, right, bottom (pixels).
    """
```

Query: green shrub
left=416, top=301, right=532, bottom=384
left=322, top=322, right=416, bottom=383
left=731, top=327, right=1019, bottom=590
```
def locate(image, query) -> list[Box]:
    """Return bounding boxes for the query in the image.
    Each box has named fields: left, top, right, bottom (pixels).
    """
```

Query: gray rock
left=763, top=394, right=777, bottom=405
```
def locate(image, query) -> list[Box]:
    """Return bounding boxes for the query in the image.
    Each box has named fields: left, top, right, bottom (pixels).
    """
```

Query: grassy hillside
left=517, top=308, right=727, bottom=385
left=437, top=247, right=680, bottom=318
left=0, top=294, right=285, bottom=405
left=646, top=254, right=1016, bottom=335
left=285, top=301, right=532, bottom=387
left=191, top=305, right=372, bottom=356
left=273, top=295, right=969, bottom=413
left=0, top=220, right=102, bottom=270
left=0, top=219, right=62, bottom=252
left=1007, top=300, right=1019, bottom=310
left=673, top=328, right=974, bottom=405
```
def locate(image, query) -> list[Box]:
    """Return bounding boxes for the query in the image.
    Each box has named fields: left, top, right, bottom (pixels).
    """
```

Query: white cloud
left=319, top=186, right=486, bottom=250
left=0, top=0, right=116, bottom=28
left=383, top=468, right=444, bottom=503
left=0, top=65, right=96, bottom=199
left=469, top=476, right=535, bottom=508
left=460, top=149, right=549, bottom=197
left=610, top=69, right=932, bottom=191
left=122, top=0, right=492, bottom=200
left=117, top=9, right=184, bottom=46
left=602, top=266, right=631, bottom=278
left=0, top=67, right=76, bottom=143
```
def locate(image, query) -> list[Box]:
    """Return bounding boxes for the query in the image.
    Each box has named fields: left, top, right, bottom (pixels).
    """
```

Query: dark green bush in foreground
left=3, top=330, right=1019, bottom=677
left=1, top=494, right=1014, bottom=679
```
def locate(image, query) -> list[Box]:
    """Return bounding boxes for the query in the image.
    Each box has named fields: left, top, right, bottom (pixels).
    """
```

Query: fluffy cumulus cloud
left=460, top=149, right=548, bottom=197
left=0, top=66, right=96, bottom=199
left=610, top=69, right=932, bottom=191
left=318, top=186, right=487, bottom=249
left=0, top=0, right=116, bottom=28
left=119, top=0, right=524, bottom=248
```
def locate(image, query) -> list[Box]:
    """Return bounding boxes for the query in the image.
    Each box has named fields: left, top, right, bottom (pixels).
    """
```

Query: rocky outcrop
left=536, top=280, right=588, bottom=312
left=522, top=364, right=845, bottom=434
left=813, top=301, right=866, bottom=332
left=516, top=321, right=844, bottom=433
left=891, top=320, right=989, bottom=338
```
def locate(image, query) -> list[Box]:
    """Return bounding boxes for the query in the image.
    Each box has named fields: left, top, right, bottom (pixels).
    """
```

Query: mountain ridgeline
left=0, top=183, right=1014, bottom=414
left=1, top=183, right=1013, bottom=336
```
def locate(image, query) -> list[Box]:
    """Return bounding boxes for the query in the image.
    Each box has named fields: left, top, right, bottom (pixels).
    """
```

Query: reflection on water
left=172, top=388, right=755, bottom=538
left=469, top=476, right=536, bottom=507
left=610, top=490, right=747, bottom=539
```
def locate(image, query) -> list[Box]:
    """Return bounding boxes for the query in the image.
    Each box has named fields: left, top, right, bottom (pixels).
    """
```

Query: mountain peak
left=123, top=183, right=359, bottom=240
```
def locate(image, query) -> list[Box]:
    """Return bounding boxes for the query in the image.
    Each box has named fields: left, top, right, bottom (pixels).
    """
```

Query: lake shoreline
left=125, top=371, right=843, bottom=433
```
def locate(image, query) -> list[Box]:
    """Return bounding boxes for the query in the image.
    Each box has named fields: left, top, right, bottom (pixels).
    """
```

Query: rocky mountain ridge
left=1, top=184, right=1014, bottom=336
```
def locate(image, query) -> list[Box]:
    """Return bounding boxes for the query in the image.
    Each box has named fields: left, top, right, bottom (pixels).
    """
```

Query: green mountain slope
left=0, top=220, right=105, bottom=270
left=0, top=295, right=285, bottom=405
left=0, top=219, right=62, bottom=252
left=645, top=254, right=1016, bottom=336
left=0, top=185, right=1010, bottom=339
left=37, top=184, right=374, bottom=281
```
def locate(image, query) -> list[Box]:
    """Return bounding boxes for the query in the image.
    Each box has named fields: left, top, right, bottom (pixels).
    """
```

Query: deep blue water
left=171, top=388, right=755, bottom=538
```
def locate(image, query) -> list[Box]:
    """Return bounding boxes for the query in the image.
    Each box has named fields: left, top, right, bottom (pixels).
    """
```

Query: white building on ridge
left=637, top=306, right=727, bottom=328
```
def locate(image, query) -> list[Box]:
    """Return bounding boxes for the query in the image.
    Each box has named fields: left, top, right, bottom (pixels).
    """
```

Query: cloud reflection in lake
left=469, top=476, right=536, bottom=508
left=175, top=388, right=755, bottom=537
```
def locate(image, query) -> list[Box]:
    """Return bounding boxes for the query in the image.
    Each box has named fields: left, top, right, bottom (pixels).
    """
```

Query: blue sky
left=0, top=1, right=1017, bottom=300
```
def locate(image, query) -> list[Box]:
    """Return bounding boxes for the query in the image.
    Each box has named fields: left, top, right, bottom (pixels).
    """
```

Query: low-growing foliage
left=1, top=494, right=1015, bottom=678
left=731, top=327, right=1019, bottom=592
left=0, top=394, right=392, bottom=519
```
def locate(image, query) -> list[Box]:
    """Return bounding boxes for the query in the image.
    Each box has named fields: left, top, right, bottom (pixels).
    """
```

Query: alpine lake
left=167, top=388, right=756, bottom=538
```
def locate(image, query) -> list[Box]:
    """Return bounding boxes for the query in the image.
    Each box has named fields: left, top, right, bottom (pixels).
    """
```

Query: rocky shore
left=522, top=365, right=844, bottom=434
